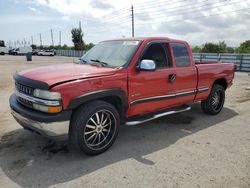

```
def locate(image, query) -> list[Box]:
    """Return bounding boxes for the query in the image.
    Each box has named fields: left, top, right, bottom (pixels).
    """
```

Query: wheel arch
left=67, top=89, right=128, bottom=120
left=213, top=78, right=228, bottom=90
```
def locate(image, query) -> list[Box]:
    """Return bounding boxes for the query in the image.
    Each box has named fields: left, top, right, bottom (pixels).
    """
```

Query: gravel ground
left=0, top=55, right=249, bottom=188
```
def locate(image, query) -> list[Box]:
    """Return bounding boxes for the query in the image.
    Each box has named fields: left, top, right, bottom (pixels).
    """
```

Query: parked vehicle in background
left=9, top=48, right=16, bottom=55
left=0, top=47, right=8, bottom=55
left=9, top=37, right=235, bottom=155
left=32, top=49, right=39, bottom=55
left=37, top=50, right=55, bottom=56
left=12, top=47, right=32, bottom=55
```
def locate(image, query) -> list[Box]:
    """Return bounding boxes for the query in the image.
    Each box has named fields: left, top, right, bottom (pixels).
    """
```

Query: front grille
left=15, top=82, right=34, bottom=108
left=15, top=82, right=34, bottom=95
left=17, top=96, right=33, bottom=108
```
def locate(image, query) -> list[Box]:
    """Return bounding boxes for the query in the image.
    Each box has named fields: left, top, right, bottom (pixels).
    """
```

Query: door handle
left=168, top=74, right=176, bottom=83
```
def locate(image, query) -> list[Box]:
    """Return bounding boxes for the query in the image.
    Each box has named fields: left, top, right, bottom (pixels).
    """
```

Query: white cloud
left=20, top=0, right=250, bottom=46
left=28, top=6, right=40, bottom=13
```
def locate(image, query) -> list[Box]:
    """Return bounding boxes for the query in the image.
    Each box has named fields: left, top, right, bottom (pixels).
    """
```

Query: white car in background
left=37, top=50, right=55, bottom=56
left=0, top=47, right=8, bottom=55
left=12, top=47, right=32, bottom=55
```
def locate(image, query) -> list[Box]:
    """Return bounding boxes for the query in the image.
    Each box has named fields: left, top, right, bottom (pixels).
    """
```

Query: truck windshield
left=79, top=40, right=140, bottom=68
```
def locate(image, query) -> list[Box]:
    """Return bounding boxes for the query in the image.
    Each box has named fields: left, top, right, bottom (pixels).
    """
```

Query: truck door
left=127, top=41, right=180, bottom=117
left=170, top=42, right=197, bottom=105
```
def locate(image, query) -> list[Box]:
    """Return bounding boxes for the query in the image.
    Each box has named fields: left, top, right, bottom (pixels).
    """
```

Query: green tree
left=71, top=28, right=85, bottom=50
left=192, top=46, right=202, bottom=53
left=201, top=43, right=220, bottom=53
left=218, top=41, right=227, bottom=53
left=200, top=41, right=230, bottom=53
left=48, top=45, right=54, bottom=49
left=31, top=44, right=37, bottom=49
left=226, top=47, right=235, bottom=53
left=237, top=40, right=250, bottom=53
left=61, top=44, right=70, bottom=50
left=86, top=43, right=95, bottom=50
left=38, top=45, right=44, bottom=50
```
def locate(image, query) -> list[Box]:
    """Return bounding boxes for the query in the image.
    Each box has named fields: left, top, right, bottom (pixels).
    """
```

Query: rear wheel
left=201, top=84, right=225, bottom=115
left=69, top=100, right=119, bottom=155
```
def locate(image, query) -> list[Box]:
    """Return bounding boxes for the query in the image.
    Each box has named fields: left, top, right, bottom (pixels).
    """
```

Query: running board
left=125, top=105, right=191, bottom=126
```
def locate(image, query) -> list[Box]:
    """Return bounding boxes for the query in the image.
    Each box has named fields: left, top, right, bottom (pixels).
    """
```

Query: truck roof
left=102, top=36, right=187, bottom=44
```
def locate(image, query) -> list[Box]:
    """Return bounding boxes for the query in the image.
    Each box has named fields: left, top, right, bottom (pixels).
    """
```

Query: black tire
left=0, top=52, right=5, bottom=55
left=201, top=84, right=225, bottom=115
left=69, top=100, right=120, bottom=155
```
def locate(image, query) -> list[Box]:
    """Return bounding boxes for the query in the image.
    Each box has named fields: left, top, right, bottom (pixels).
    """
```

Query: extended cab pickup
left=9, top=37, right=235, bottom=155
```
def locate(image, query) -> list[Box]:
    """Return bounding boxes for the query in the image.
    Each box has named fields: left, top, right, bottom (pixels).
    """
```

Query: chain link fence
left=54, top=50, right=250, bottom=72
left=193, top=53, right=250, bottom=72
left=55, top=50, right=86, bottom=57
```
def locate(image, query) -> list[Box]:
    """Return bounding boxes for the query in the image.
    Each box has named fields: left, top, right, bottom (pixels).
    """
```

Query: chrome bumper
left=11, top=110, right=69, bottom=140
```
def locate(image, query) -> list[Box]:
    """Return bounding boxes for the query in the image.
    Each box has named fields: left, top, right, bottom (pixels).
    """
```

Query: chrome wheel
left=201, top=84, right=225, bottom=115
left=84, top=110, right=116, bottom=151
left=211, top=90, right=223, bottom=111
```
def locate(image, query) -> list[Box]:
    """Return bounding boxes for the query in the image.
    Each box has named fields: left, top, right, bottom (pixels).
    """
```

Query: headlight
left=33, top=103, right=62, bottom=113
left=33, top=89, right=61, bottom=100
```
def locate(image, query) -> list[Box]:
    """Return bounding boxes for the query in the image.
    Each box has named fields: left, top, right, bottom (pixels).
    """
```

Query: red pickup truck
left=10, top=37, right=235, bottom=155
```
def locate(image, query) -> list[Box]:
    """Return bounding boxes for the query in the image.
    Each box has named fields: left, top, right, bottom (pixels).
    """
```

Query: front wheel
left=69, top=100, right=119, bottom=155
left=201, top=84, right=225, bottom=115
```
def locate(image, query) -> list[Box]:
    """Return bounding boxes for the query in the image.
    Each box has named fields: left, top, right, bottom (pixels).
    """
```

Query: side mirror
left=138, top=59, right=156, bottom=71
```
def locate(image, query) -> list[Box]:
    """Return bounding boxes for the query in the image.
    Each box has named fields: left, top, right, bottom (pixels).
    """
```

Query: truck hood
left=18, top=63, right=117, bottom=87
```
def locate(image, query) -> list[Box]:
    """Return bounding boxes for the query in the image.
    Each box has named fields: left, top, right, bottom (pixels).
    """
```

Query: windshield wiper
left=75, top=59, right=87, bottom=64
left=90, top=59, right=108, bottom=67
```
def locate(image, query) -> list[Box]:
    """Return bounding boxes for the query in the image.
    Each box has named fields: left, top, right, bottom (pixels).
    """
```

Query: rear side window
left=171, top=43, right=190, bottom=67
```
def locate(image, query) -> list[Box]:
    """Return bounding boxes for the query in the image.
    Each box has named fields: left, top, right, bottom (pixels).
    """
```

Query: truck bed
left=194, top=62, right=235, bottom=101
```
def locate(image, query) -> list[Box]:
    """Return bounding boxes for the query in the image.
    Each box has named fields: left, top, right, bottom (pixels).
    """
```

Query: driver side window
left=141, top=43, right=171, bottom=69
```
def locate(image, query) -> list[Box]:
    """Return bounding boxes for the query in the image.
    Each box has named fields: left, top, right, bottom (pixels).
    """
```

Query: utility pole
left=79, top=21, right=81, bottom=30
left=39, top=33, right=42, bottom=46
left=50, top=29, right=54, bottom=46
left=31, top=36, right=33, bottom=45
left=131, top=5, right=134, bottom=37
left=79, top=20, right=84, bottom=38
left=59, top=31, right=61, bottom=46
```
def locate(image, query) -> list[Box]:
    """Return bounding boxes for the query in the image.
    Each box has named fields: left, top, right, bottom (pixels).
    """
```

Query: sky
left=0, top=0, right=250, bottom=47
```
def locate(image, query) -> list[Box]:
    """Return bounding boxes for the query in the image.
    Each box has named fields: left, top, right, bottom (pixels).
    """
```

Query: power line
left=134, top=0, right=243, bottom=20
left=134, top=0, right=215, bottom=14
left=12, top=0, right=249, bottom=45
left=83, top=6, right=250, bottom=35
left=85, top=0, right=238, bottom=27
left=135, top=7, right=250, bottom=26
left=134, top=0, right=189, bottom=9
left=83, top=0, right=242, bottom=33
left=134, top=0, right=228, bottom=17
left=94, top=6, right=131, bottom=19
left=83, top=11, right=131, bottom=24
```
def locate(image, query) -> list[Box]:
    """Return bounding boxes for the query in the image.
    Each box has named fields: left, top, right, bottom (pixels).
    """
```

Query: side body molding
left=67, top=88, right=129, bottom=111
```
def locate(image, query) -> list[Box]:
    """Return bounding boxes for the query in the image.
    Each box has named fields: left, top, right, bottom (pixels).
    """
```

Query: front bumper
left=9, top=94, right=72, bottom=140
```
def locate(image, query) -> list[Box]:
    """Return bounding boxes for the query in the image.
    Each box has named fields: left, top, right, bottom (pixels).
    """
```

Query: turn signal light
left=48, top=106, right=62, bottom=113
